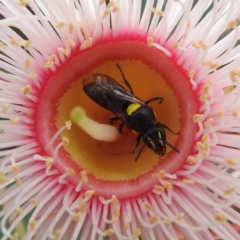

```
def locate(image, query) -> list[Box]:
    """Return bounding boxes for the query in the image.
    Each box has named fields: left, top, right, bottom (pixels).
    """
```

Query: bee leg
left=116, top=64, right=134, bottom=94
left=145, top=97, right=163, bottom=105
left=118, top=122, right=125, bottom=134
left=109, top=116, right=120, bottom=125
left=158, top=123, right=180, bottom=135
left=132, top=134, right=142, bottom=154
left=165, top=141, right=180, bottom=153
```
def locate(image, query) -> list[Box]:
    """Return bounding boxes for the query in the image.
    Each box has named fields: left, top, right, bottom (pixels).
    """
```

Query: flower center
left=36, top=37, right=198, bottom=198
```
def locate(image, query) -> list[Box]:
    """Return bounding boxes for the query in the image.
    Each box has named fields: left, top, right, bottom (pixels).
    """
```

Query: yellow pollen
left=53, top=229, right=61, bottom=240
left=227, top=20, right=237, bottom=29
left=62, top=137, right=69, bottom=147
left=147, top=37, right=154, bottom=47
left=24, top=40, right=31, bottom=50
left=10, top=117, right=19, bottom=124
left=24, top=59, right=31, bottom=68
left=112, top=5, right=118, bottom=12
left=192, top=114, right=203, bottom=122
left=80, top=170, right=88, bottom=182
left=187, top=156, right=198, bottom=165
left=232, top=109, right=239, bottom=117
left=10, top=39, right=21, bottom=46
left=133, top=229, right=141, bottom=238
left=66, top=168, right=75, bottom=176
left=17, top=0, right=28, bottom=6
left=69, top=24, right=74, bottom=34
left=215, top=212, right=227, bottom=222
left=149, top=216, right=159, bottom=224
left=157, top=10, right=164, bottom=16
left=2, top=103, right=8, bottom=113
left=149, top=7, right=156, bottom=13
left=143, top=202, right=152, bottom=212
left=46, top=157, right=54, bottom=168
left=85, top=190, right=95, bottom=199
left=124, top=217, right=130, bottom=230
left=65, top=121, right=71, bottom=130
left=14, top=177, right=21, bottom=186
left=12, top=165, right=19, bottom=174
left=215, top=109, right=225, bottom=118
left=0, top=41, right=5, bottom=48
left=73, top=212, right=81, bottom=222
left=99, top=0, right=106, bottom=4
left=176, top=213, right=184, bottom=221
left=192, top=41, right=201, bottom=49
left=163, top=218, right=173, bottom=224
left=154, top=185, right=164, bottom=193
left=59, top=48, right=69, bottom=56
left=56, top=22, right=65, bottom=28
left=16, top=208, right=23, bottom=216
left=111, top=195, right=119, bottom=205
left=29, top=220, right=36, bottom=231
left=173, top=42, right=179, bottom=50
left=163, top=181, right=172, bottom=190
left=29, top=72, right=38, bottom=79
left=126, top=103, right=141, bottom=116
left=30, top=198, right=38, bottom=206
left=44, top=61, right=54, bottom=69
left=78, top=201, right=86, bottom=212
left=203, top=118, right=214, bottom=128
left=225, top=158, right=238, bottom=166
left=223, top=85, right=236, bottom=94
left=104, top=229, right=114, bottom=236
left=182, top=179, right=195, bottom=185
left=21, top=84, right=31, bottom=95
left=224, top=186, right=236, bottom=195
left=67, top=39, right=76, bottom=47
left=199, top=40, right=208, bottom=50
left=103, top=9, right=109, bottom=18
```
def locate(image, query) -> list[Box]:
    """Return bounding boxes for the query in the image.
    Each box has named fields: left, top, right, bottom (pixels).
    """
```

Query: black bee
left=83, top=64, right=179, bottom=161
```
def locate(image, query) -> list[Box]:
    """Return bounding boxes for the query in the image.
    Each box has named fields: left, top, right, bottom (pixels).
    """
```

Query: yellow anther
left=199, top=40, right=208, bottom=50
left=188, top=69, right=195, bottom=78
left=112, top=5, right=118, bottom=12
left=0, top=41, right=5, bottom=48
left=12, top=165, right=19, bottom=174
left=163, top=181, right=172, bottom=190
left=215, top=109, right=225, bottom=118
left=78, top=201, right=86, bottom=212
left=83, top=39, right=92, bottom=49
left=154, top=185, right=164, bottom=193
left=215, top=212, right=227, bottom=222
left=44, top=61, right=54, bottom=68
left=149, top=7, right=156, bottom=13
left=192, top=41, right=201, bottom=49
left=113, top=205, right=120, bottom=218
left=225, top=158, right=238, bottom=166
left=202, top=133, right=209, bottom=143
left=46, top=157, right=54, bottom=168
left=10, top=118, right=19, bottom=124
left=176, top=213, right=184, bottom=221
left=67, top=39, right=76, bottom=47
left=182, top=179, right=195, bottom=185
left=224, top=186, right=236, bottom=195
left=30, top=198, right=38, bottom=206
left=12, top=232, right=19, bottom=240
left=10, top=39, right=21, bottom=46
left=147, top=37, right=154, bottom=47
left=14, top=177, right=21, bottom=186
left=227, top=20, right=237, bottom=29
left=196, top=141, right=205, bottom=151
left=80, top=170, right=88, bottom=182
left=29, top=220, right=36, bottom=231
left=85, top=190, right=95, bottom=199
left=192, top=114, right=203, bottom=122
left=149, top=216, right=159, bottom=224
left=112, top=195, right=119, bottom=205
left=56, top=22, right=65, bottom=28
left=232, top=109, right=239, bottom=117
left=2, top=103, right=8, bottom=113
left=230, top=70, right=238, bottom=82
left=163, top=218, right=173, bottom=224
left=104, top=229, right=114, bottom=236
left=17, top=0, right=28, bottom=6
left=99, top=0, right=106, bottom=4
left=21, top=84, right=31, bottom=95
left=203, top=118, right=214, bottom=128
left=16, top=208, right=23, bottom=216
left=157, top=10, right=164, bottom=16
left=133, top=228, right=141, bottom=238
left=173, top=42, right=179, bottom=50
left=73, top=212, right=81, bottom=222
left=24, top=40, right=31, bottom=50
left=66, top=168, right=75, bottom=176
left=53, top=229, right=61, bottom=240
left=223, top=85, right=236, bottom=94
left=69, top=24, right=74, bottom=34
left=25, top=59, right=31, bottom=68
left=65, top=121, right=71, bottom=130
left=107, top=1, right=115, bottom=7
left=48, top=55, right=56, bottom=62
left=103, top=9, right=109, bottom=18
left=143, top=202, right=152, bottom=212
left=59, top=48, right=69, bottom=56
left=29, top=72, right=38, bottom=79
left=124, top=217, right=130, bottom=230
left=62, top=137, right=69, bottom=147
left=187, top=156, right=198, bottom=165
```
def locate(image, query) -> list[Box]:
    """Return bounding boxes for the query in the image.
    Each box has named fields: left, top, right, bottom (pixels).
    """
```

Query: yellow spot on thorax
left=126, top=103, right=141, bottom=116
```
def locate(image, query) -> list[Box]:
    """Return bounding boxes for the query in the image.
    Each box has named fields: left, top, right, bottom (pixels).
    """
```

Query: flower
left=1, top=0, right=240, bottom=240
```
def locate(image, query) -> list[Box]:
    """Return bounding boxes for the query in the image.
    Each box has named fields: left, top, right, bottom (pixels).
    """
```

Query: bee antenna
left=135, top=144, right=146, bottom=162
left=165, top=141, right=180, bottom=153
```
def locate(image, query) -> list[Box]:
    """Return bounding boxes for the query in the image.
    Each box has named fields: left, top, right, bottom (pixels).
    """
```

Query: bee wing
left=83, top=74, right=145, bottom=124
